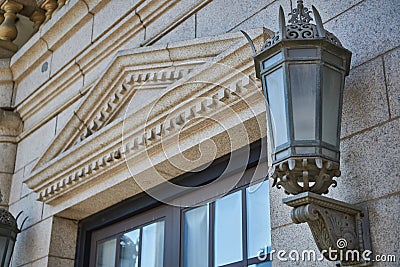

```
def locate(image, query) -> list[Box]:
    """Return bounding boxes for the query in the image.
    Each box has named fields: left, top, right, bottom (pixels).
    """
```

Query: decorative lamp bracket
left=283, top=192, right=372, bottom=266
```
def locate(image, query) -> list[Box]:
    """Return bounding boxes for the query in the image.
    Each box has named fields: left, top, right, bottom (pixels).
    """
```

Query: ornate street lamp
left=245, top=1, right=351, bottom=195
left=243, top=1, right=372, bottom=266
left=0, top=193, right=25, bottom=267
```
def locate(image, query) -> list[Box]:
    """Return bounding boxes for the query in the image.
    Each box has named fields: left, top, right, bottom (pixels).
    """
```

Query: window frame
left=90, top=205, right=180, bottom=267
left=76, top=139, right=266, bottom=267
left=180, top=180, right=271, bottom=267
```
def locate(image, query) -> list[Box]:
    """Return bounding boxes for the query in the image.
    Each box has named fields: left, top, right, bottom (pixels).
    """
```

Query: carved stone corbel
left=283, top=192, right=372, bottom=266
left=0, top=109, right=23, bottom=142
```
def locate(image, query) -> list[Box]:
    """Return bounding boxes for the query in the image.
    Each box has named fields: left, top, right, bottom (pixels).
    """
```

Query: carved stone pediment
left=24, top=29, right=270, bottom=213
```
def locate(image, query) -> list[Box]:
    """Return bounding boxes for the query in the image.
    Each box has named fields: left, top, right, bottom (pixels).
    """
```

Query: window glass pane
left=214, top=191, right=243, bottom=266
left=183, top=205, right=209, bottom=267
left=140, top=221, right=165, bottom=267
left=247, top=181, right=272, bottom=259
left=119, top=229, right=140, bottom=267
left=97, top=239, right=117, bottom=267
left=266, top=68, right=288, bottom=147
left=290, top=64, right=317, bottom=140
left=322, top=66, right=342, bottom=146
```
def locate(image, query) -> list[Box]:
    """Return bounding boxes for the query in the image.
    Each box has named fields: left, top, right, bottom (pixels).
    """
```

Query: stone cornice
left=24, top=29, right=269, bottom=206
left=32, top=31, right=248, bottom=170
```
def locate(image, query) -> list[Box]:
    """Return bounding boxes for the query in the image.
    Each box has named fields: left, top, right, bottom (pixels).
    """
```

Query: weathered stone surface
left=0, top=173, right=12, bottom=206
left=140, top=0, right=198, bottom=44
left=341, top=57, right=389, bottom=137
left=0, top=58, right=13, bottom=108
left=309, top=0, right=362, bottom=23
left=230, top=1, right=291, bottom=33
left=92, top=0, right=138, bottom=41
left=40, top=0, right=89, bottom=49
left=82, top=28, right=145, bottom=87
left=14, top=52, right=52, bottom=105
left=22, top=70, right=84, bottom=132
left=56, top=97, right=84, bottom=135
left=328, top=119, right=400, bottom=204
left=383, top=47, right=400, bottom=118
left=196, top=0, right=273, bottom=37
left=9, top=168, right=23, bottom=204
left=50, top=16, right=93, bottom=75
left=31, top=257, right=75, bottom=267
left=10, top=34, right=49, bottom=81
left=0, top=83, right=13, bottom=108
left=324, top=0, right=400, bottom=67
left=156, top=15, right=195, bottom=45
left=12, top=218, right=52, bottom=267
left=9, top=192, right=44, bottom=229
left=14, top=117, right=56, bottom=172
left=269, top=181, right=294, bottom=229
left=271, top=223, right=331, bottom=266
left=47, top=257, right=75, bottom=267
left=49, top=217, right=78, bottom=259
left=0, top=143, right=17, bottom=173
left=366, top=194, right=400, bottom=267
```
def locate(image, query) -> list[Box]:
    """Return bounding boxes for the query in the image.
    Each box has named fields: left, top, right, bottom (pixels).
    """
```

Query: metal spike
left=240, top=30, right=257, bottom=57
left=312, top=5, right=325, bottom=37
left=279, top=6, right=286, bottom=40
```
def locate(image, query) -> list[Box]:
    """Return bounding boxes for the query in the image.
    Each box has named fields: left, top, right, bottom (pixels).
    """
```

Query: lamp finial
left=289, top=0, right=312, bottom=25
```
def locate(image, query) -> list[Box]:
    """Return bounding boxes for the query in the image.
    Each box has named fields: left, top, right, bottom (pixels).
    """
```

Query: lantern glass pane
left=0, top=236, right=6, bottom=261
left=265, top=68, right=288, bottom=147
left=263, top=52, right=283, bottom=70
left=290, top=64, right=317, bottom=140
left=322, top=66, right=342, bottom=146
left=4, top=240, right=13, bottom=266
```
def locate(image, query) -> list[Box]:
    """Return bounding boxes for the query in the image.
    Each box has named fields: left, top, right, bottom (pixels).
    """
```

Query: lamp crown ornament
left=288, top=0, right=313, bottom=25
left=263, top=0, right=342, bottom=50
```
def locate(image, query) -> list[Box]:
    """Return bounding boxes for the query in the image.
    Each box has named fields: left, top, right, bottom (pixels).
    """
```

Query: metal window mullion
left=242, top=189, right=248, bottom=266
left=115, top=234, right=121, bottom=267
left=209, top=202, right=215, bottom=267
left=138, top=227, right=143, bottom=267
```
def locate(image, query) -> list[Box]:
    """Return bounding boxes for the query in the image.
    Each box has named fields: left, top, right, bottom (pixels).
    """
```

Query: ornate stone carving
left=41, top=0, right=58, bottom=24
left=284, top=192, right=372, bottom=266
left=37, top=74, right=256, bottom=203
left=56, top=0, right=67, bottom=10
left=74, top=68, right=194, bottom=147
left=0, top=109, right=23, bottom=139
left=30, top=9, right=45, bottom=32
left=270, top=157, right=340, bottom=195
left=288, top=0, right=312, bottom=25
left=0, top=0, right=23, bottom=53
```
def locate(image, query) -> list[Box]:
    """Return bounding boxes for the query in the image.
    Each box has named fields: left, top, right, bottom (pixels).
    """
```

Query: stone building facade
left=0, top=0, right=398, bottom=266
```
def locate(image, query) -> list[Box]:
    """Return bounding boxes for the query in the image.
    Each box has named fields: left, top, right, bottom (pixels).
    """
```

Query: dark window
left=77, top=140, right=271, bottom=267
